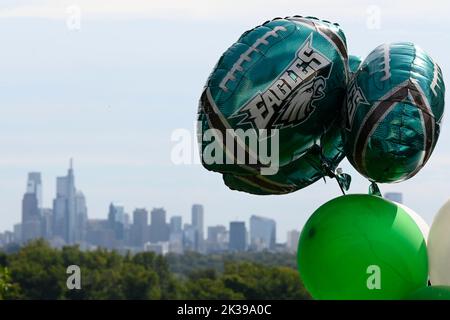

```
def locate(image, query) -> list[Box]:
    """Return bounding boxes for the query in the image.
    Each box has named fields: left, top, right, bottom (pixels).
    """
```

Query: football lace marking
left=380, top=44, right=391, bottom=81
left=353, top=79, right=434, bottom=180
left=219, top=25, right=287, bottom=92
left=406, top=79, right=435, bottom=178
left=430, top=59, right=440, bottom=96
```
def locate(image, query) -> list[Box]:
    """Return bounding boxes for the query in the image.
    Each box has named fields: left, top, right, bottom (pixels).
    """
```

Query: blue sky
left=0, top=0, right=449, bottom=242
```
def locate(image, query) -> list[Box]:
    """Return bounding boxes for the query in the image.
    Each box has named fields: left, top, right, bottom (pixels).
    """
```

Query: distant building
left=170, top=216, right=183, bottom=234
left=0, top=231, right=14, bottom=247
left=249, top=215, right=276, bottom=251
left=40, top=208, right=53, bottom=240
left=27, top=172, right=42, bottom=209
left=132, top=208, right=148, bottom=247
left=192, top=204, right=204, bottom=252
left=229, top=221, right=247, bottom=252
left=144, top=242, right=169, bottom=255
left=75, top=192, right=88, bottom=243
left=169, top=232, right=184, bottom=254
left=169, top=216, right=183, bottom=254
left=183, top=223, right=196, bottom=252
left=286, top=230, right=300, bottom=253
left=207, top=225, right=228, bottom=253
left=108, top=202, right=125, bottom=242
left=123, top=213, right=130, bottom=227
left=13, top=224, right=22, bottom=243
left=86, top=219, right=115, bottom=249
left=21, top=173, right=42, bottom=243
left=384, top=192, right=403, bottom=204
left=207, top=225, right=227, bottom=243
left=149, top=208, right=169, bottom=243
left=52, top=160, right=84, bottom=244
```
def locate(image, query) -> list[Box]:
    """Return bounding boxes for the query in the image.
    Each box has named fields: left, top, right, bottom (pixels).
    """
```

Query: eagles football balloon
left=222, top=121, right=345, bottom=195
left=344, top=43, right=445, bottom=183
left=197, top=16, right=349, bottom=195
left=348, top=55, right=362, bottom=74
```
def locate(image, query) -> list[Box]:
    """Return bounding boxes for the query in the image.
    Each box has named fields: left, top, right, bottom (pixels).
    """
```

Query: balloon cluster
left=297, top=195, right=450, bottom=300
left=197, top=16, right=447, bottom=299
left=197, top=16, right=445, bottom=195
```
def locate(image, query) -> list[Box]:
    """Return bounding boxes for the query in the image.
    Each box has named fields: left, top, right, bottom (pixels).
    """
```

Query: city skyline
left=0, top=160, right=424, bottom=248
left=0, top=0, right=448, bottom=246
left=0, top=162, right=302, bottom=254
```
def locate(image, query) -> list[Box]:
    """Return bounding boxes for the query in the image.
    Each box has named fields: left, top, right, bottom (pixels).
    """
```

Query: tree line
left=0, top=240, right=310, bottom=300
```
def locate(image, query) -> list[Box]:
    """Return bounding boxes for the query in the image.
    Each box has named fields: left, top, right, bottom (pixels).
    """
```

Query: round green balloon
left=297, top=194, right=428, bottom=300
left=405, top=286, right=450, bottom=300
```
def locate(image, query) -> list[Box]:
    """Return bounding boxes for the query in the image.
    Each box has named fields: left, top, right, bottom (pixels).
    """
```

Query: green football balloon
left=297, top=194, right=428, bottom=300
left=197, top=16, right=349, bottom=195
left=344, top=43, right=445, bottom=183
left=222, top=121, right=345, bottom=195
left=405, top=286, right=450, bottom=300
left=348, top=55, right=362, bottom=74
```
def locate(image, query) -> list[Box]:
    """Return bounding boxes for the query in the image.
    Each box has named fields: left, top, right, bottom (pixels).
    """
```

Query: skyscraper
left=52, top=160, right=86, bottom=244
left=108, top=202, right=125, bottom=242
left=132, top=208, right=148, bottom=247
left=149, top=208, right=169, bottom=243
left=207, top=225, right=227, bottom=243
left=384, top=192, right=403, bottom=204
left=183, top=223, right=196, bottom=252
left=168, top=215, right=183, bottom=254
left=40, top=208, right=53, bottom=240
left=170, top=216, right=183, bottom=234
left=21, top=172, right=42, bottom=242
left=191, top=204, right=204, bottom=252
left=229, top=221, right=247, bottom=252
left=13, top=224, right=22, bottom=243
left=75, top=191, right=88, bottom=243
left=27, top=172, right=42, bottom=209
left=250, top=215, right=276, bottom=251
left=286, top=230, right=300, bottom=253
left=22, top=193, right=41, bottom=242
left=207, top=225, right=228, bottom=253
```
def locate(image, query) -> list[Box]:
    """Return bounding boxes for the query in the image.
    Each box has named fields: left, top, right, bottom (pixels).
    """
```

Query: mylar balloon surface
left=344, top=42, right=445, bottom=183
left=297, top=194, right=428, bottom=300
left=223, top=123, right=345, bottom=195
left=348, top=55, right=362, bottom=74
left=428, top=199, right=450, bottom=285
left=198, top=16, right=349, bottom=195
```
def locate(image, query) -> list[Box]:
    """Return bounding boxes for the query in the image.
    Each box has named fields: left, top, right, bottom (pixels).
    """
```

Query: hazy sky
left=0, top=0, right=449, bottom=242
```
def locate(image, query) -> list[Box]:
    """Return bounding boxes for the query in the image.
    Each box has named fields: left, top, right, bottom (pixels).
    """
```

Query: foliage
left=166, top=251, right=298, bottom=276
left=184, top=263, right=310, bottom=300
left=0, top=241, right=309, bottom=300
left=0, top=267, right=12, bottom=300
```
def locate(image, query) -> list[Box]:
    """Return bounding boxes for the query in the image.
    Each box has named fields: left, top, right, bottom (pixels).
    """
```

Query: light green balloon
left=428, top=199, right=450, bottom=285
left=297, top=194, right=428, bottom=300
left=405, top=286, right=450, bottom=300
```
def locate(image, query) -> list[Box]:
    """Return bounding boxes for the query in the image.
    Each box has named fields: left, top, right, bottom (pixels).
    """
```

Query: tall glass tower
left=191, top=204, right=204, bottom=252
left=52, top=159, right=81, bottom=244
left=21, top=172, right=42, bottom=242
